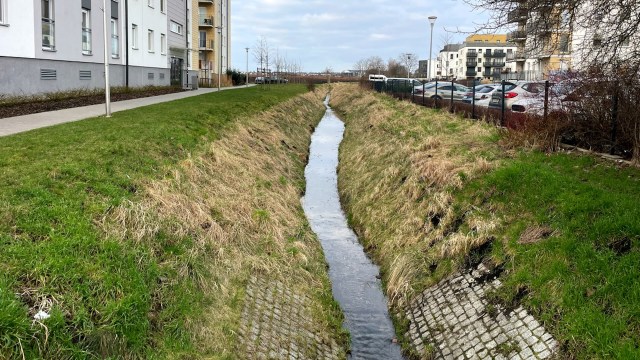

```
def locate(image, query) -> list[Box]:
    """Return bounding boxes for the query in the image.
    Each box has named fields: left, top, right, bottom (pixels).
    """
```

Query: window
left=111, top=18, right=119, bottom=57
left=0, top=0, right=7, bottom=25
left=559, top=34, right=570, bottom=52
left=160, top=33, right=166, bottom=54
left=477, top=67, right=481, bottom=72
left=148, top=29, right=154, bottom=52
left=170, top=21, right=182, bottom=35
left=131, top=24, right=138, bottom=49
left=42, top=0, right=55, bottom=50
left=82, top=9, right=91, bottom=55
left=160, top=0, right=165, bottom=13
left=450, top=54, right=453, bottom=60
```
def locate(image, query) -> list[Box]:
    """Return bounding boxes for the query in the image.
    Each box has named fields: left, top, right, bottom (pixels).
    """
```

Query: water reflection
left=302, top=97, right=404, bottom=359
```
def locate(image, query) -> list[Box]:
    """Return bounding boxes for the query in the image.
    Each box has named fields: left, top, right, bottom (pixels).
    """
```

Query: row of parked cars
left=255, top=76, right=289, bottom=84
left=411, top=80, right=577, bottom=116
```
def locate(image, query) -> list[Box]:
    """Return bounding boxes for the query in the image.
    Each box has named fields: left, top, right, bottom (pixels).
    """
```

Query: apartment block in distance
left=0, top=0, right=201, bottom=96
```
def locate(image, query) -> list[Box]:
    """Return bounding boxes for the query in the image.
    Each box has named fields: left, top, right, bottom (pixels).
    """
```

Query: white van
left=369, top=74, right=387, bottom=82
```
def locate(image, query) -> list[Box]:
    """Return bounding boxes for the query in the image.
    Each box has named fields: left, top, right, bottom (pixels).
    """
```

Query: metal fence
left=365, top=79, right=639, bottom=159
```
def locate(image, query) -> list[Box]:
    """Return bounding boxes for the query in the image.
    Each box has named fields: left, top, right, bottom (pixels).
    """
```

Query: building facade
left=193, top=0, right=230, bottom=82
left=0, top=0, right=229, bottom=95
left=456, top=35, right=518, bottom=81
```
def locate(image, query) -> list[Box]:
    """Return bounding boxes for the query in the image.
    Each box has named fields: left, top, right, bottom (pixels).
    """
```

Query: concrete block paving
left=406, top=264, right=558, bottom=359
left=239, top=276, right=343, bottom=359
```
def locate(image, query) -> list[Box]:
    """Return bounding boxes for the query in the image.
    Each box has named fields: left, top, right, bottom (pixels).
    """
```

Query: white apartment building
left=0, top=0, right=207, bottom=95
left=435, top=44, right=462, bottom=80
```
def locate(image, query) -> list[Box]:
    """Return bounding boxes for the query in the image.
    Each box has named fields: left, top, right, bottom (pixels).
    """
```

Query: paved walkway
left=0, top=85, right=252, bottom=137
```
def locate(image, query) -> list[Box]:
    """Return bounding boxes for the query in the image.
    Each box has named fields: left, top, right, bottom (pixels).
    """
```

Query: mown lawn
left=0, top=85, right=306, bottom=358
left=462, top=152, right=640, bottom=359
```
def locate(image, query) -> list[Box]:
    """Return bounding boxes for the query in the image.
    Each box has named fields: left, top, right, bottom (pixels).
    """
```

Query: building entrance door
left=170, top=57, right=183, bottom=86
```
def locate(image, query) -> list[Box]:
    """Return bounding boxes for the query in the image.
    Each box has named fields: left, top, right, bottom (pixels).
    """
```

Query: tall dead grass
left=99, top=89, right=343, bottom=357
left=332, top=83, right=502, bottom=308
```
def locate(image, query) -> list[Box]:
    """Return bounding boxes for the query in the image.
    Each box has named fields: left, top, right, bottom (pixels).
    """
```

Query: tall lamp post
left=428, top=16, right=437, bottom=81
left=216, top=0, right=223, bottom=91
left=245, top=47, right=249, bottom=87
left=102, top=0, right=111, bottom=117
left=407, top=54, right=412, bottom=78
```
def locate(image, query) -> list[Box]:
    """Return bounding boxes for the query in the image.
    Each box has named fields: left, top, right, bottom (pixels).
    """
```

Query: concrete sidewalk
left=0, top=85, right=252, bottom=137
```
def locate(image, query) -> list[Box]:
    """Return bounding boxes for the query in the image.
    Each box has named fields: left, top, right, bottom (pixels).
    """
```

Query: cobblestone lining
left=406, top=264, right=558, bottom=359
left=239, top=276, right=343, bottom=359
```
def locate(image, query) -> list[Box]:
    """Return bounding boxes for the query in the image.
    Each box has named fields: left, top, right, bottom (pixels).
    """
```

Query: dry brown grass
left=332, top=83, right=503, bottom=308
left=99, top=89, right=345, bottom=358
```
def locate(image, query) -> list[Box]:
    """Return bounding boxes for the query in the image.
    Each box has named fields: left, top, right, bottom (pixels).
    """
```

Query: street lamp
left=428, top=15, right=437, bottom=81
left=102, top=0, right=111, bottom=117
left=407, top=54, right=411, bottom=78
left=216, top=0, right=223, bottom=91
left=245, top=47, right=250, bottom=87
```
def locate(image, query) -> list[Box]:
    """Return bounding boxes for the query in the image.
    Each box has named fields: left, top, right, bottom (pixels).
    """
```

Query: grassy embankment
left=0, top=85, right=346, bottom=358
left=330, top=83, right=640, bottom=359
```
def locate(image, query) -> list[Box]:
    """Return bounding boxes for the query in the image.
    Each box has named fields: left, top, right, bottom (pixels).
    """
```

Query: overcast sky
left=229, top=0, right=494, bottom=73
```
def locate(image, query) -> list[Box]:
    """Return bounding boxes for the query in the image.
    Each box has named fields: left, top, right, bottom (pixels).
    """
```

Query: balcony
left=489, top=60, right=506, bottom=67
left=199, top=17, right=214, bottom=27
left=467, top=51, right=478, bottom=58
left=466, top=59, right=477, bottom=66
left=506, top=51, right=526, bottom=61
left=465, top=70, right=477, bottom=77
left=507, top=8, right=528, bottom=23
left=507, top=30, right=527, bottom=42
left=484, top=52, right=507, bottom=59
left=199, top=39, right=215, bottom=50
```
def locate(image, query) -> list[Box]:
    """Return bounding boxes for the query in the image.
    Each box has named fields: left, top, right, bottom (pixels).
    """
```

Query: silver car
left=424, top=83, right=470, bottom=101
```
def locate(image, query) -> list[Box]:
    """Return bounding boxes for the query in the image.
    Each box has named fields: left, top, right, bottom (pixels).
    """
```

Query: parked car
left=463, top=83, right=518, bottom=106
left=255, top=77, right=265, bottom=84
left=510, top=81, right=578, bottom=115
left=413, top=82, right=437, bottom=95
left=386, top=78, right=423, bottom=93
left=488, top=81, right=547, bottom=110
left=423, top=83, right=470, bottom=101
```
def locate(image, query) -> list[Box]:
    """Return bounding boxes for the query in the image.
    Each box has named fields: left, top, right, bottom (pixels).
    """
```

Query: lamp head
left=428, top=16, right=437, bottom=25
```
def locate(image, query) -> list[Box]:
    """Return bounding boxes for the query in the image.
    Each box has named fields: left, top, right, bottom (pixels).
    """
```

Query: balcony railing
left=199, top=39, right=215, bottom=50
left=467, top=51, right=478, bottom=58
left=506, top=51, right=527, bottom=61
left=489, top=60, right=506, bottom=67
left=507, top=30, right=527, bottom=42
left=507, top=8, right=528, bottom=23
left=466, top=59, right=477, bottom=66
left=465, top=70, right=477, bottom=77
left=485, top=51, right=506, bottom=58
left=199, top=17, right=214, bottom=26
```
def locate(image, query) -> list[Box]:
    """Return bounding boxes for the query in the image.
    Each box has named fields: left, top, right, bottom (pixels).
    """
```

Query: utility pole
left=102, top=0, right=111, bottom=117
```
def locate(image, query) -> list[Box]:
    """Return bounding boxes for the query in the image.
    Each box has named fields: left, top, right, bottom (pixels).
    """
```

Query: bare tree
left=399, top=53, right=418, bottom=78
left=364, top=56, right=387, bottom=75
left=253, top=36, right=270, bottom=75
left=386, top=59, right=408, bottom=78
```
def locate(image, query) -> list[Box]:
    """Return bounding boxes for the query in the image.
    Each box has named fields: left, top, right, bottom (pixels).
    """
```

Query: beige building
left=506, top=2, right=572, bottom=80
left=192, top=0, right=230, bottom=83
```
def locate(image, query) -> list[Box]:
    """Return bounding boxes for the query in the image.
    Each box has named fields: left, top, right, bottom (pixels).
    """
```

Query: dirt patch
left=518, top=226, right=554, bottom=244
left=0, top=87, right=183, bottom=119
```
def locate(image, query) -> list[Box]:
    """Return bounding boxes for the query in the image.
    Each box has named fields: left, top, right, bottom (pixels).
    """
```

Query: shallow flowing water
left=302, top=97, right=404, bottom=359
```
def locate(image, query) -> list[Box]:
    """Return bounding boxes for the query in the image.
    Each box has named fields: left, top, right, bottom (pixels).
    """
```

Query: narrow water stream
left=302, top=96, right=404, bottom=359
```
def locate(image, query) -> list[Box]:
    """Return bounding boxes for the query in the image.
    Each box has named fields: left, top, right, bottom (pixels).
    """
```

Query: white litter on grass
left=33, top=310, right=50, bottom=321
